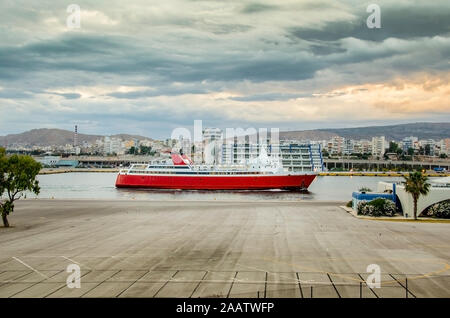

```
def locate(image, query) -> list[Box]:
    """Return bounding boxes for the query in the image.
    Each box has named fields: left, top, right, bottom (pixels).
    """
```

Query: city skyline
left=0, top=1, right=449, bottom=138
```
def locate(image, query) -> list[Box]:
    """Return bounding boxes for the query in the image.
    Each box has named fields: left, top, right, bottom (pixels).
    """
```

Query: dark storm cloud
left=0, top=2, right=449, bottom=90
left=0, top=33, right=322, bottom=84
left=1, top=0, right=450, bottom=137
left=290, top=5, right=450, bottom=42
left=1, top=28, right=448, bottom=97
left=0, top=34, right=170, bottom=80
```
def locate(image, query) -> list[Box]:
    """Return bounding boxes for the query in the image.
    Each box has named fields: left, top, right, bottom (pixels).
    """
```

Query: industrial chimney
left=74, top=125, right=78, bottom=147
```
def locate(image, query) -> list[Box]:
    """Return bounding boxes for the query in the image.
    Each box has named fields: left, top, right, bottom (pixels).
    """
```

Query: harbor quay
left=0, top=200, right=449, bottom=298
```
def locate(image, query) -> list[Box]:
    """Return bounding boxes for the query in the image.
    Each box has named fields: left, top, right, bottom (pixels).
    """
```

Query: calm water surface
left=29, top=173, right=415, bottom=201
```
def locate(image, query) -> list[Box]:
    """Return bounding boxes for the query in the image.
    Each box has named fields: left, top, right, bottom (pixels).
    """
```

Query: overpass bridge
left=324, top=158, right=450, bottom=171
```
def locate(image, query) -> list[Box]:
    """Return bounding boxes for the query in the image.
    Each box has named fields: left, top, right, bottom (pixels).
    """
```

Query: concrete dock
left=0, top=200, right=449, bottom=298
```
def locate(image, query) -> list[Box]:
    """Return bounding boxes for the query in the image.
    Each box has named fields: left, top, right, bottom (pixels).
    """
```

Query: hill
left=1, top=122, right=449, bottom=147
left=280, top=122, right=450, bottom=141
left=0, top=128, right=151, bottom=147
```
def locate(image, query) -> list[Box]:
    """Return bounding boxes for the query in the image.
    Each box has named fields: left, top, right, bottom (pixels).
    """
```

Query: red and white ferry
left=115, top=150, right=316, bottom=191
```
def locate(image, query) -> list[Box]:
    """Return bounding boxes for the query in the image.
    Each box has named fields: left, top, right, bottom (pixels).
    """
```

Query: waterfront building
left=35, top=156, right=60, bottom=167
left=203, top=128, right=222, bottom=164
left=103, top=136, right=125, bottom=155
left=371, top=136, right=386, bottom=157
left=360, top=139, right=372, bottom=154
left=343, top=139, right=354, bottom=155
left=444, top=138, right=450, bottom=155
left=402, top=136, right=418, bottom=152
left=419, top=139, right=436, bottom=156
left=221, top=141, right=324, bottom=172
left=351, top=139, right=371, bottom=154
left=280, top=143, right=323, bottom=172
left=324, top=137, right=342, bottom=155
left=56, top=159, right=79, bottom=168
left=221, top=141, right=264, bottom=165
left=378, top=177, right=450, bottom=219
left=329, top=136, right=345, bottom=155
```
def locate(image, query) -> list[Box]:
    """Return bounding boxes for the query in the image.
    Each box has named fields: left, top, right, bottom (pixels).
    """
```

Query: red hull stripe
left=115, top=174, right=316, bottom=190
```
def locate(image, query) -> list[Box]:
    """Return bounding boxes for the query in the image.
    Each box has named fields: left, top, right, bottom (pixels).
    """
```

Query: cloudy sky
left=0, top=0, right=449, bottom=138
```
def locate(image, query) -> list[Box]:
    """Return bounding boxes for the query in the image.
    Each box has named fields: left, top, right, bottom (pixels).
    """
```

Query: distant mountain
left=0, top=128, right=151, bottom=147
left=280, top=130, right=337, bottom=141
left=111, top=133, right=154, bottom=141
left=1, top=122, right=449, bottom=147
left=280, top=122, right=450, bottom=141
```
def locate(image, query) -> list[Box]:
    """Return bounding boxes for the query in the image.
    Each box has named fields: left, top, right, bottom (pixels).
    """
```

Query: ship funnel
left=171, top=154, right=187, bottom=165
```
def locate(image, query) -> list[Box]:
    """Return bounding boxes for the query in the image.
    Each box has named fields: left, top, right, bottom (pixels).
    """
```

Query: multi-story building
left=280, top=143, right=323, bottom=172
left=103, top=136, right=125, bottom=155
left=221, top=142, right=263, bottom=165
left=343, top=139, right=354, bottom=155
left=203, top=128, right=222, bottom=164
left=402, top=136, right=418, bottom=152
left=35, top=156, right=60, bottom=167
left=220, top=141, right=324, bottom=172
left=371, top=136, right=386, bottom=157
left=443, top=138, right=450, bottom=155
left=329, top=136, right=345, bottom=155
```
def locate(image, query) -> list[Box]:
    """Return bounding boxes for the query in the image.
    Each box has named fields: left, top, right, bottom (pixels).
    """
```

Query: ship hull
left=115, top=174, right=316, bottom=190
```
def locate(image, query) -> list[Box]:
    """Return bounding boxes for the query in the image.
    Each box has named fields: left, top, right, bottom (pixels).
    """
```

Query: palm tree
left=403, top=172, right=431, bottom=220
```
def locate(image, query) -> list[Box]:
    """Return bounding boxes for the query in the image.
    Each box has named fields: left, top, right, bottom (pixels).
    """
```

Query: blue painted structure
left=56, top=160, right=79, bottom=167
left=352, top=184, right=396, bottom=210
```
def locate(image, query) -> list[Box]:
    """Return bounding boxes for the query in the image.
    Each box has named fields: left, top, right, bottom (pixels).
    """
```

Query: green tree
left=139, top=145, right=152, bottom=155
left=388, top=141, right=399, bottom=153
left=403, top=172, right=431, bottom=220
left=0, top=149, right=42, bottom=227
left=127, top=146, right=137, bottom=155
left=358, top=187, right=372, bottom=193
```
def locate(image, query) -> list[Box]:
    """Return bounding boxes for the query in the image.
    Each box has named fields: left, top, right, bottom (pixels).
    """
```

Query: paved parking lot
left=0, top=200, right=449, bottom=298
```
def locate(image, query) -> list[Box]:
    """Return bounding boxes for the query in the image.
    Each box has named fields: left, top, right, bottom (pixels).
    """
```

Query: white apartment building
left=203, top=128, right=223, bottom=164
left=103, top=136, right=125, bottom=155
left=371, top=136, right=386, bottom=157
left=401, top=136, right=418, bottom=152
left=343, top=139, right=354, bottom=155
left=36, top=156, right=60, bottom=166
left=443, top=139, right=450, bottom=155
left=419, top=139, right=436, bottom=156
left=329, top=136, right=345, bottom=155
left=351, top=139, right=371, bottom=154
left=220, top=141, right=324, bottom=172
